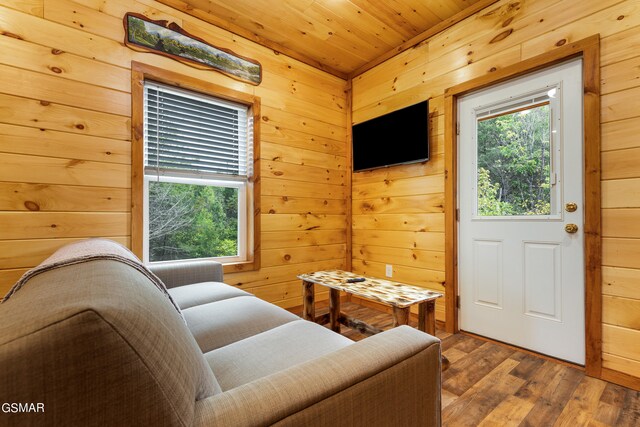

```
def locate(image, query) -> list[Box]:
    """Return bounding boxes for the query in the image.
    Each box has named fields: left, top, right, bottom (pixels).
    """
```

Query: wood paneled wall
left=0, top=0, right=348, bottom=308
left=352, top=0, right=640, bottom=382
left=2, top=0, right=638, bottom=386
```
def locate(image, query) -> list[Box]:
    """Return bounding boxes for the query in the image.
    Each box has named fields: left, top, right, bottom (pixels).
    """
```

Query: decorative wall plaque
left=124, top=13, right=262, bottom=85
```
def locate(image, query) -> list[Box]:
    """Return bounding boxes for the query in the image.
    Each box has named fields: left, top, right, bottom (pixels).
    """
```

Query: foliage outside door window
left=476, top=102, right=552, bottom=217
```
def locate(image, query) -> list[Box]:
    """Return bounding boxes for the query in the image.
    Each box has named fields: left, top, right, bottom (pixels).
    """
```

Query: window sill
left=223, top=259, right=259, bottom=274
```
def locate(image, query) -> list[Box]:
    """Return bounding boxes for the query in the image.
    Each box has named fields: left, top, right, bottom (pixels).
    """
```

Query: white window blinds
left=144, top=81, right=251, bottom=178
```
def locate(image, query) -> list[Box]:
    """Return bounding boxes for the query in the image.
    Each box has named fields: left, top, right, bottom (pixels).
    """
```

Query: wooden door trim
left=444, top=35, right=602, bottom=377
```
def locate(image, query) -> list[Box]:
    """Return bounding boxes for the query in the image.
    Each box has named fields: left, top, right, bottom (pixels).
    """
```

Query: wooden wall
left=352, top=0, right=640, bottom=381
left=2, top=0, right=638, bottom=385
left=0, top=0, right=348, bottom=308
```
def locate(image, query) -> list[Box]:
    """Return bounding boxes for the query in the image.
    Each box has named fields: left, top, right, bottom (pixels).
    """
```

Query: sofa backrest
left=150, top=259, right=224, bottom=289
left=0, top=259, right=219, bottom=426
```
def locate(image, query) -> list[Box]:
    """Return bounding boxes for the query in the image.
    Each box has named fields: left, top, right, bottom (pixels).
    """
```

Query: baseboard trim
left=286, top=294, right=348, bottom=314
left=601, top=367, right=640, bottom=391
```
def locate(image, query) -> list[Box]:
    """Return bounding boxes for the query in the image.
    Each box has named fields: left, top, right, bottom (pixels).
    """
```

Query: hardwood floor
left=440, top=333, right=640, bottom=426
left=292, top=301, right=640, bottom=426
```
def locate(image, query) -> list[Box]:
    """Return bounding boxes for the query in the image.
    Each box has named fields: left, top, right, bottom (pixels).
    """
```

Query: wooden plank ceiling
left=157, top=0, right=486, bottom=78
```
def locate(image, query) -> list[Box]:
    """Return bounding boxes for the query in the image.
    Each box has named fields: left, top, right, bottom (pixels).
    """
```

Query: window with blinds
left=142, top=81, right=254, bottom=264
left=144, top=81, right=252, bottom=179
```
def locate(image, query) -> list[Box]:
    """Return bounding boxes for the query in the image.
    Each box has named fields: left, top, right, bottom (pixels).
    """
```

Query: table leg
left=418, top=300, right=450, bottom=371
left=329, top=288, right=341, bottom=332
left=392, top=306, right=410, bottom=327
left=302, top=281, right=315, bottom=321
left=418, top=300, right=436, bottom=335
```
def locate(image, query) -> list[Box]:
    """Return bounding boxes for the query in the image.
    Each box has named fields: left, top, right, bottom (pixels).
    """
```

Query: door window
left=474, top=88, right=560, bottom=218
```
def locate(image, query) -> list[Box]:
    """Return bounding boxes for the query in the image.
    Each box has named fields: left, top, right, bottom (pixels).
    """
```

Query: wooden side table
left=297, top=270, right=448, bottom=369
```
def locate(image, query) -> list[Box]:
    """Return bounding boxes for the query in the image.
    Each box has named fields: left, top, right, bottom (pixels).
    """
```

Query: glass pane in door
left=477, top=102, right=552, bottom=216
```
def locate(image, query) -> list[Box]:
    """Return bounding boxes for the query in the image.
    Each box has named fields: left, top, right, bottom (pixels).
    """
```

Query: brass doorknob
left=565, top=203, right=578, bottom=212
left=565, top=224, right=579, bottom=234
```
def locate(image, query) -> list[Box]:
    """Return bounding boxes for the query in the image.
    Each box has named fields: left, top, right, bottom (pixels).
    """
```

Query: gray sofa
left=0, top=240, right=441, bottom=426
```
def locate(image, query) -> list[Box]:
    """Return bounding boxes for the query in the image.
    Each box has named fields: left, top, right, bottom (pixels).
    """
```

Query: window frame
left=131, top=62, right=261, bottom=273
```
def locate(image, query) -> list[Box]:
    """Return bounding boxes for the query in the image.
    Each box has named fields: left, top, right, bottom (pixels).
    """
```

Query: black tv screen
left=352, top=100, right=429, bottom=172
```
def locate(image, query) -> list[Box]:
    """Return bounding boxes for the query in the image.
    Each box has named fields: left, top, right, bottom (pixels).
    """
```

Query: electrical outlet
left=385, top=264, right=393, bottom=278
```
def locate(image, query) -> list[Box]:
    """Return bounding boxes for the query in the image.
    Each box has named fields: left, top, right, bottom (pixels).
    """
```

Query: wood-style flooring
left=293, top=301, right=640, bottom=426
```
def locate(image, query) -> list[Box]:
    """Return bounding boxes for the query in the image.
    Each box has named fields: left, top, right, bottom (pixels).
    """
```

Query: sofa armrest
left=193, top=326, right=441, bottom=427
left=148, top=260, right=224, bottom=289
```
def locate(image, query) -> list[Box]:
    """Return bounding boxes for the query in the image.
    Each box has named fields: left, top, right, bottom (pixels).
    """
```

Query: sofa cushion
left=182, top=295, right=300, bottom=352
left=168, top=282, right=251, bottom=310
left=205, top=319, right=353, bottom=390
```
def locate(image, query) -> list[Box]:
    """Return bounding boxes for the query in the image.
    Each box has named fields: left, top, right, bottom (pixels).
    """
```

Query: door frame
left=444, top=35, right=602, bottom=377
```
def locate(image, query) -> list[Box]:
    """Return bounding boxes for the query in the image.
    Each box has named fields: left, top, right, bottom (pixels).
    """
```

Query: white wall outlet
left=385, top=264, right=393, bottom=278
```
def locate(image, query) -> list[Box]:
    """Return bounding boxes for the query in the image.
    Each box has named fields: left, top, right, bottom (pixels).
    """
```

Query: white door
left=458, top=59, right=585, bottom=364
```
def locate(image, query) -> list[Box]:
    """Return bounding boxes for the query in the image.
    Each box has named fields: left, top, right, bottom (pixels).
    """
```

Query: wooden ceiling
left=158, top=0, right=492, bottom=79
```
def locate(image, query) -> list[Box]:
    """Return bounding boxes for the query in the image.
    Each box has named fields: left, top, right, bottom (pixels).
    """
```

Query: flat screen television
left=352, top=100, right=429, bottom=172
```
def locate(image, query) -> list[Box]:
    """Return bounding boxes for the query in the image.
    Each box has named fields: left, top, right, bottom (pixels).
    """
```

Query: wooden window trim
left=131, top=62, right=261, bottom=273
left=443, top=35, right=602, bottom=377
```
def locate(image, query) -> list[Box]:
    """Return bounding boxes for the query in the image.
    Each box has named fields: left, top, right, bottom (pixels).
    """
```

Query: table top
left=297, top=270, right=443, bottom=308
